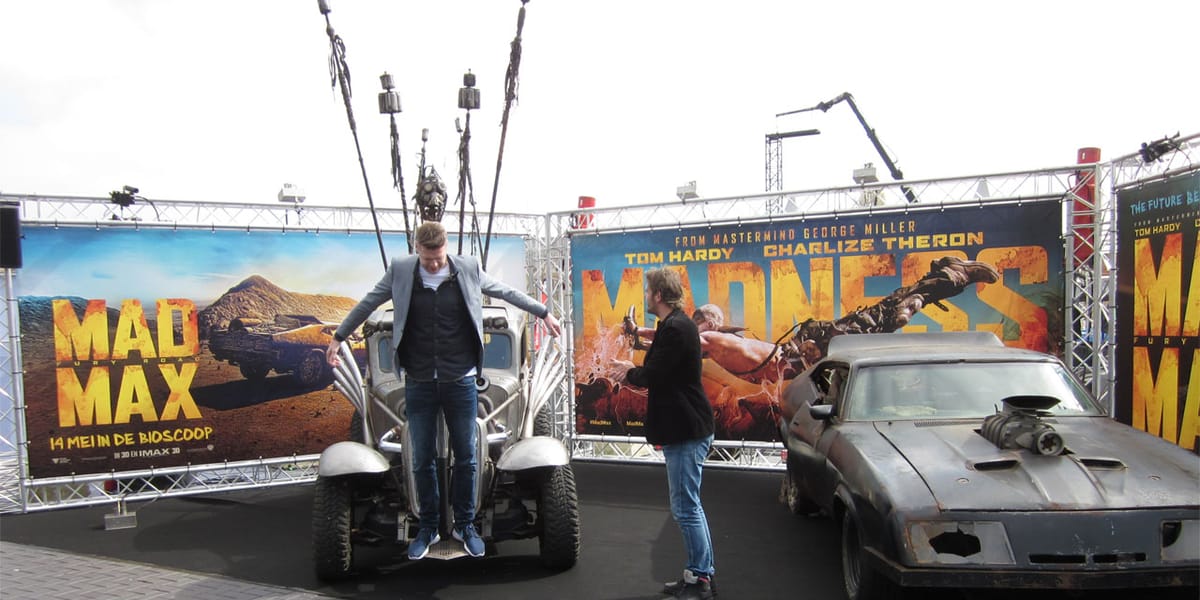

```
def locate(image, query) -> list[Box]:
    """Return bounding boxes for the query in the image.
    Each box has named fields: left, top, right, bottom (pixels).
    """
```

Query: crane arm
left=778, top=92, right=918, bottom=203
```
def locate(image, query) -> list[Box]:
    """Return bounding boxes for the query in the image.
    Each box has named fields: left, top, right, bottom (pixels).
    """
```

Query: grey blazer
left=334, top=254, right=548, bottom=372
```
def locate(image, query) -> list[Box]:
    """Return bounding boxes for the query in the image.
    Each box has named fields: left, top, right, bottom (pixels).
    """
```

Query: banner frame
left=3, top=132, right=1198, bottom=510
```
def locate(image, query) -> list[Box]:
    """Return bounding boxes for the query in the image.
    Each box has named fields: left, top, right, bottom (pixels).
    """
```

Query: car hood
left=875, top=417, right=1199, bottom=511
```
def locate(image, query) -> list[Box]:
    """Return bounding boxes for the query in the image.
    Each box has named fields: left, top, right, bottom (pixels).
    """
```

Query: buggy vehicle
left=208, top=314, right=365, bottom=387
left=778, top=331, right=1199, bottom=600
left=312, top=304, right=579, bottom=579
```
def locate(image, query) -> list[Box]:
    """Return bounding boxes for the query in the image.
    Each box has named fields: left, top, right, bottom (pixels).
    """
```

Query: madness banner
left=571, top=201, right=1065, bottom=441
left=15, top=226, right=528, bottom=478
left=1116, top=170, right=1200, bottom=452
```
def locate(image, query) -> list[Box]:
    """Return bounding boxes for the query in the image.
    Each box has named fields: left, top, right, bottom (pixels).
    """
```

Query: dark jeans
left=406, top=376, right=478, bottom=531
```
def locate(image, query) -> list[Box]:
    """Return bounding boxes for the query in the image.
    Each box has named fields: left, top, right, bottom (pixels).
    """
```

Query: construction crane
left=777, top=92, right=918, bottom=203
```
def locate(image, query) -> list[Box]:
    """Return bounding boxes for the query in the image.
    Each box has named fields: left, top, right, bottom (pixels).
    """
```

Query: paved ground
left=0, top=461, right=1194, bottom=599
left=0, top=461, right=842, bottom=600
left=1, top=541, right=337, bottom=600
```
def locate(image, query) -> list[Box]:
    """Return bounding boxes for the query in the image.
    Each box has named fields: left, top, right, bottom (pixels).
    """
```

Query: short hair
left=415, top=221, right=447, bottom=250
left=692, top=304, right=724, bottom=328
left=645, top=268, right=685, bottom=310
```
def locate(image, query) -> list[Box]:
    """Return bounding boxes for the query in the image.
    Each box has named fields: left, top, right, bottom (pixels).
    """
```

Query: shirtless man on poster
left=626, top=304, right=803, bottom=384
left=623, top=256, right=1000, bottom=380
left=585, top=255, right=999, bottom=440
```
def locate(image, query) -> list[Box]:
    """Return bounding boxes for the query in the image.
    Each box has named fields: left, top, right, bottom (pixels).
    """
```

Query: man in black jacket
left=612, top=268, right=716, bottom=600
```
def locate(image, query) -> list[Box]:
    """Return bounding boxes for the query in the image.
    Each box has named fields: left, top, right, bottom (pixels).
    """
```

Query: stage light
left=106, top=185, right=160, bottom=221
left=278, top=183, right=306, bottom=204
left=852, top=163, right=879, bottom=185
left=109, top=186, right=137, bottom=207
left=676, top=181, right=699, bottom=202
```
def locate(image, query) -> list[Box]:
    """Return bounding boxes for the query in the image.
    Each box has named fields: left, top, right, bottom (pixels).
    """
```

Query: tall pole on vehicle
left=379, top=72, right=413, bottom=254
left=317, top=0, right=389, bottom=269
left=483, top=0, right=529, bottom=270
left=456, top=71, right=481, bottom=256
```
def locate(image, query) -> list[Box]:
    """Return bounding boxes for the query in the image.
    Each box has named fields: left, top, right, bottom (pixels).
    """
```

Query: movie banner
left=571, top=201, right=1065, bottom=441
left=1116, top=170, right=1200, bottom=452
left=15, top=226, right=527, bottom=478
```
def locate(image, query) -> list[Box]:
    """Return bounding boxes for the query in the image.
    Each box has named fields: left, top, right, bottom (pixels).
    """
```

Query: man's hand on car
left=325, top=338, right=342, bottom=368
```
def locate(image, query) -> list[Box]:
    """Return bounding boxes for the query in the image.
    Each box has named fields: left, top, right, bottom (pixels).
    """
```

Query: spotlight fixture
left=676, top=181, right=698, bottom=202
left=106, top=185, right=160, bottom=221
left=109, top=185, right=138, bottom=207
left=278, top=183, right=306, bottom=204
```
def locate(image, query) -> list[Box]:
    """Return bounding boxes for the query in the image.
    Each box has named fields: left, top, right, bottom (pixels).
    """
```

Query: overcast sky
left=2, top=1, right=1196, bottom=217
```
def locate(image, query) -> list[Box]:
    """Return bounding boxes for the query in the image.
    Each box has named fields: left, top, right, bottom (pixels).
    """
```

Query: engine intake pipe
left=980, top=395, right=1065, bottom=456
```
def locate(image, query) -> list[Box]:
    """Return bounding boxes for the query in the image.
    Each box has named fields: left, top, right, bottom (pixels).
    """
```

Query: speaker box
left=0, top=202, right=22, bottom=269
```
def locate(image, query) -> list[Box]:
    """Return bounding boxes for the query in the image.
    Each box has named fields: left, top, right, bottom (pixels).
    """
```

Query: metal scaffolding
left=0, top=195, right=546, bottom=513
left=3, top=133, right=1197, bottom=509
left=546, top=146, right=1192, bottom=468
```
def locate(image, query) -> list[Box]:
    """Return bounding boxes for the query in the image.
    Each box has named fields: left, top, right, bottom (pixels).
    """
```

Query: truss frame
left=4, top=133, right=1198, bottom=511
left=544, top=155, right=1191, bottom=469
left=0, top=196, right=546, bottom=513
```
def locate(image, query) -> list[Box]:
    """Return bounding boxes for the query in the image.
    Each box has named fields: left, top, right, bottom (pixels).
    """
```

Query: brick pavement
left=0, top=541, right=339, bottom=600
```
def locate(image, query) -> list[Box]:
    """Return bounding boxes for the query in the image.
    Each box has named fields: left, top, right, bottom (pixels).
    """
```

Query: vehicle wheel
left=537, top=464, right=580, bottom=569
left=533, top=403, right=554, bottom=437
left=294, top=349, right=329, bottom=387
left=239, top=363, right=270, bottom=380
left=783, top=454, right=818, bottom=515
left=841, top=509, right=898, bottom=600
left=312, top=476, right=355, bottom=580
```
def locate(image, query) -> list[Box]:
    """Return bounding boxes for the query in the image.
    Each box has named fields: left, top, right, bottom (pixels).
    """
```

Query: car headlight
left=908, top=521, right=1015, bottom=565
left=1162, top=519, right=1200, bottom=562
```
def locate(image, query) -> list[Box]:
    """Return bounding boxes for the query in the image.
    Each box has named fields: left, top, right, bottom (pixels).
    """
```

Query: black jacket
left=625, top=308, right=715, bottom=445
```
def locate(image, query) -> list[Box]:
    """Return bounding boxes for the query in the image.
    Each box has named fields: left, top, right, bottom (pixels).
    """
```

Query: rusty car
left=778, top=331, right=1199, bottom=600
left=209, top=314, right=365, bottom=387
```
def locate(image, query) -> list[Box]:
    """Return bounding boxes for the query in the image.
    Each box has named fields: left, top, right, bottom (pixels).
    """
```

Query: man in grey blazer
left=325, top=221, right=561, bottom=560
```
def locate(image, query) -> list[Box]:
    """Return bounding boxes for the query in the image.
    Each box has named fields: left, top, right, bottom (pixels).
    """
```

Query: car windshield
left=483, top=332, right=513, bottom=370
left=844, top=361, right=1102, bottom=421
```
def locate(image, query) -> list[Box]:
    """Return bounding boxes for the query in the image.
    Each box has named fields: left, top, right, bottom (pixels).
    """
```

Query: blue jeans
left=405, top=377, right=478, bottom=531
left=662, top=434, right=715, bottom=578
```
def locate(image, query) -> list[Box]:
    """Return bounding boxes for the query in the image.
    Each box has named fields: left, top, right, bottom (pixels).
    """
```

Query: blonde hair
left=415, top=221, right=447, bottom=250
left=645, top=268, right=685, bottom=309
left=692, top=304, right=724, bottom=328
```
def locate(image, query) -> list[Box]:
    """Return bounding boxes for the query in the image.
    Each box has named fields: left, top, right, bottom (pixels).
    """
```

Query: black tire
left=239, top=363, right=270, bottom=380
left=533, top=404, right=554, bottom=437
left=294, top=349, right=328, bottom=387
left=841, top=509, right=898, bottom=600
left=537, top=464, right=580, bottom=570
left=783, top=454, right=818, bottom=515
left=312, top=477, right=354, bottom=581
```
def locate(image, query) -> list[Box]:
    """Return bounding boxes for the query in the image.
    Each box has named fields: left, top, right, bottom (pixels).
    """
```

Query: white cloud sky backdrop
left=2, top=1, right=1196, bottom=215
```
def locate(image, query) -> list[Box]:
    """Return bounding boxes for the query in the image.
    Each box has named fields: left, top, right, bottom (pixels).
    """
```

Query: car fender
left=318, top=441, right=390, bottom=477
left=496, top=436, right=570, bottom=471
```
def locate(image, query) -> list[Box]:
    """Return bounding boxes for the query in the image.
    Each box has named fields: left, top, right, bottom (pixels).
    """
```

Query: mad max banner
left=1116, top=170, right=1200, bottom=452
left=15, top=226, right=527, bottom=478
left=571, top=201, right=1065, bottom=442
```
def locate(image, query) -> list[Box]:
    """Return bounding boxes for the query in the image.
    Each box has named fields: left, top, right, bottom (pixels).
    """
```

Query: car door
left=811, top=363, right=850, bottom=507
left=790, top=362, right=849, bottom=508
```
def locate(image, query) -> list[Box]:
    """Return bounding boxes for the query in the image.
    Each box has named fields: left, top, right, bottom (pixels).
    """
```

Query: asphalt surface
left=0, top=461, right=1193, bottom=599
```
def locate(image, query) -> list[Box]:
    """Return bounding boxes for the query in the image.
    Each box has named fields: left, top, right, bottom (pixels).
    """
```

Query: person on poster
left=325, top=221, right=562, bottom=560
left=625, top=255, right=999, bottom=378
left=627, top=303, right=808, bottom=383
left=611, top=268, right=717, bottom=600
